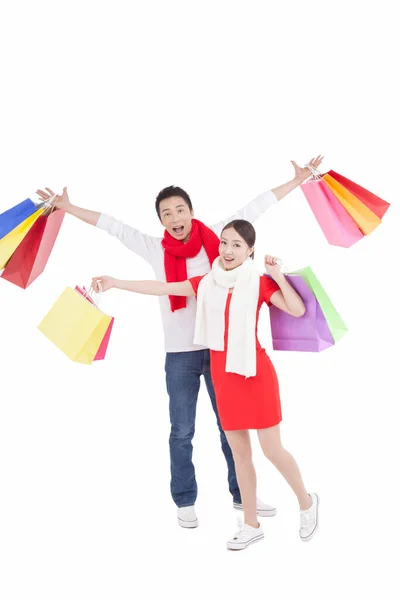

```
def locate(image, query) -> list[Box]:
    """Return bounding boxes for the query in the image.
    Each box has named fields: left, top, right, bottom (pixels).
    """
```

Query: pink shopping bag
left=301, top=178, right=364, bottom=248
left=75, top=286, right=114, bottom=360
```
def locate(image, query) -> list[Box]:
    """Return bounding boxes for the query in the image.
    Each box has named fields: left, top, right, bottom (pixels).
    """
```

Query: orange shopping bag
left=322, top=173, right=381, bottom=235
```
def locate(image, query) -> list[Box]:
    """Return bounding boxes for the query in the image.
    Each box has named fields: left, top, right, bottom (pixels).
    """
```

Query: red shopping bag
left=75, top=286, right=114, bottom=360
left=327, top=170, right=390, bottom=219
left=1, top=208, right=65, bottom=288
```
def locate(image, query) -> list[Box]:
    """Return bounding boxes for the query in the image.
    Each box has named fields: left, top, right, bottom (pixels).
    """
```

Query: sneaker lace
left=233, top=518, right=248, bottom=540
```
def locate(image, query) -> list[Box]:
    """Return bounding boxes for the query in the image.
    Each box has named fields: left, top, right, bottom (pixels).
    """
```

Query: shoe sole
left=178, top=518, right=199, bottom=529
left=227, top=532, right=265, bottom=551
left=233, top=504, right=277, bottom=518
left=300, top=493, right=319, bottom=542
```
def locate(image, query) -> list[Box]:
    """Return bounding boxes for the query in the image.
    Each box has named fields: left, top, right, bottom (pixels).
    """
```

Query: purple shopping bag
left=268, top=275, right=334, bottom=352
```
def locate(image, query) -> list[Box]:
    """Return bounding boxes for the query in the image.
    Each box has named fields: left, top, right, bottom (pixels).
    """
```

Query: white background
left=0, top=1, right=399, bottom=599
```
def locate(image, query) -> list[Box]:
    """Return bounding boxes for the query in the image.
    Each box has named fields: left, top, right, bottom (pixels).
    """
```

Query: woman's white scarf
left=194, top=257, right=260, bottom=377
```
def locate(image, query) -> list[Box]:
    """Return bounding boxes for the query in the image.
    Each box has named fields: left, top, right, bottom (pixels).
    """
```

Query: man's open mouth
left=173, top=226, right=184, bottom=235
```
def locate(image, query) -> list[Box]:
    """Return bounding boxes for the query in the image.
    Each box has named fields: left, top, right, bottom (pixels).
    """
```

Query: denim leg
left=165, top=351, right=203, bottom=508
left=202, top=351, right=242, bottom=504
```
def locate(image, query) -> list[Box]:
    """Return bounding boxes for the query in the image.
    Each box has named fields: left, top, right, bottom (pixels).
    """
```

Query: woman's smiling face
left=219, top=227, right=253, bottom=270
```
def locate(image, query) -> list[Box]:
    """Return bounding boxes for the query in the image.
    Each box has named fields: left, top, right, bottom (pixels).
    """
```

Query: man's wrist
left=67, top=204, right=78, bottom=215
left=293, top=174, right=308, bottom=186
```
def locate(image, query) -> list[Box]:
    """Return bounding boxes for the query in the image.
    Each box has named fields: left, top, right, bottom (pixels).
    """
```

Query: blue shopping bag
left=0, top=199, right=38, bottom=239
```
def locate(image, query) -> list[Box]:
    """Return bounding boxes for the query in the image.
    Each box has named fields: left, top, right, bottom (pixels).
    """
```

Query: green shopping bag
left=290, top=266, right=348, bottom=343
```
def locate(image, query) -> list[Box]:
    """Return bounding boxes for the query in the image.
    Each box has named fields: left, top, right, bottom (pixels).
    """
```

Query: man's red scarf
left=162, top=218, right=220, bottom=312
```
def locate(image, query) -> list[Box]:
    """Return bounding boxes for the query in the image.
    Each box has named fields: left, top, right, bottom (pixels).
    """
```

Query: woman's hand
left=91, top=276, right=118, bottom=293
left=264, top=255, right=283, bottom=281
left=36, top=186, right=72, bottom=211
left=291, top=155, right=324, bottom=184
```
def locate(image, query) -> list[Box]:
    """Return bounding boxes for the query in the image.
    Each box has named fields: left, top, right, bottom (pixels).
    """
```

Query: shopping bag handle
left=305, top=163, right=322, bottom=179
left=83, top=282, right=102, bottom=307
left=264, top=258, right=289, bottom=275
left=276, top=258, right=290, bottom=274
left=35, top=195, right=57, bottom=215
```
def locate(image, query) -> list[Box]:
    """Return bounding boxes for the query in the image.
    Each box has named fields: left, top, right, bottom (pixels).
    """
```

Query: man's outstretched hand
left=36, top=186, right=71, bottom=211
left=291, top=155, right=324, bottom=184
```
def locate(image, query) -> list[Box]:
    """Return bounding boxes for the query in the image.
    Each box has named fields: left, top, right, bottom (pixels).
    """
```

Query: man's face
left=159, top=196, right=194, bottom=242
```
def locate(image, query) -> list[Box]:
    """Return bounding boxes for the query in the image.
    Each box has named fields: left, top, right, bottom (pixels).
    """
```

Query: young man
left=37, top=155, right=322, bottom=528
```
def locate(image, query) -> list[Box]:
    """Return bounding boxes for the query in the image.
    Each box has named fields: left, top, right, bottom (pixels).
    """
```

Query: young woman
left=92, top=219, right=319, bottom=550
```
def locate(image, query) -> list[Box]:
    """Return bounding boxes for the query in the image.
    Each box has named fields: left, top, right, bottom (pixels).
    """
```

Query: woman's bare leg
left=257, top=425, right=311, bottom=510
left=225, top=429, right=259, bottom=528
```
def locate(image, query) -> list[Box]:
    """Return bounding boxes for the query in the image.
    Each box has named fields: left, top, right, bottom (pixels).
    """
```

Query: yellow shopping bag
left=38, top=287, right=113, bottom=364
left=0, top=207, right=45, bottom=269
left=323, top=173, right=381, bottom=235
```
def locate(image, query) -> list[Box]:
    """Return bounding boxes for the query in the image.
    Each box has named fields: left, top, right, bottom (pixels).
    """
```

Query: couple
left=37, top=155, right=322, bottom=550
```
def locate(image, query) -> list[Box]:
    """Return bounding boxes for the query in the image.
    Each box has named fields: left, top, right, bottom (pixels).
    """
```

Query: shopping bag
left=267, top=275, right=334, bottom=351
left=1, top=208, right=65, bottom=288
left=0, top=206, right=45, bottom=269
left=290, top=267, right=347, bottom=343
left=327, top=170, right=390, bottom=219
left=74, top=285, right=114, bottom=360
left=0, top=198, right=38, bottom=239
left=267, top=267, right=347, bottom=351
left=301, top=178, right=364, bottom=248
left=322, top=173, right=381, bottom=235
left=38, top=286, right=113, bottom=364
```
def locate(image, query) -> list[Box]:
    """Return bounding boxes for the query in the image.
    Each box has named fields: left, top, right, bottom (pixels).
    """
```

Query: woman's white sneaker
left=227, top=519, right=264, bottom=550
left=299, top=493, right=319, bottom=542
left=177, top=505, right=198, bottom=528
left=233, top=497, right=277, bottom=517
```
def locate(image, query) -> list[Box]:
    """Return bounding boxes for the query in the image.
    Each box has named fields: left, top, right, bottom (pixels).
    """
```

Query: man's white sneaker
left=233, top=497, right=277, bottom=517
left=227, top=519, right=264, bottom=551
left=177, top=505, right=198, bottom=529
left=299, top=493, right=319, bottom=542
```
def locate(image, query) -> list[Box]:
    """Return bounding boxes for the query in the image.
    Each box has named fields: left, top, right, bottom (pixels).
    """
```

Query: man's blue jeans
left=165, top=349, right=241, bottom=507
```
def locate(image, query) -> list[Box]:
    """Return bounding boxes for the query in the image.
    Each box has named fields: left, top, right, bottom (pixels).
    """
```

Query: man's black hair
left=155, top=185, right=193, bottom=219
